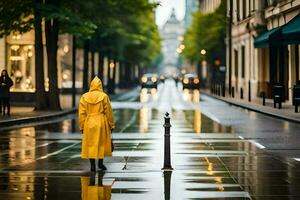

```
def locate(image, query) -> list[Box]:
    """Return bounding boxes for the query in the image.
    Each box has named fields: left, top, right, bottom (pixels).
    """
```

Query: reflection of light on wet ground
left=182, top=89, right=200, bottom=103
left=8, top=127, right=36, bottom=166
left=194, top=109, right=201, bottom=133
left=139, top=107, right=150, bottom=133
left=140, top=88, right=158, bottom=103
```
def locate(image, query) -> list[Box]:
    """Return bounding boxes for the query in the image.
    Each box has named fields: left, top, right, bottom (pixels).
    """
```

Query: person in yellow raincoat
left=78, top=76, right=115, bottom=171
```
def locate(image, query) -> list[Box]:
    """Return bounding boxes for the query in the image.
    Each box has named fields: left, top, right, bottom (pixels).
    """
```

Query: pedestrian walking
left=78, top=76, right=115, bottom=172
left=0, top=69, right=13, bottom=116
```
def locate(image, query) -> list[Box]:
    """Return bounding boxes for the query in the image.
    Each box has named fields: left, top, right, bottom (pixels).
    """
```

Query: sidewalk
left=202, top=89, right=300, bottom=123
left=0, top=87, right=138, bottom=128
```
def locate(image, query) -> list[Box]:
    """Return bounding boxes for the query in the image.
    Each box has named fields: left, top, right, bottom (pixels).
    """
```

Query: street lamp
left=200, top=49, right=206, bottom=55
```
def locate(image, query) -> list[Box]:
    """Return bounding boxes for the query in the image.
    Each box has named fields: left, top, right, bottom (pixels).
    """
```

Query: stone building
left=226, top=0, right=300, bottom=104
left=199, top=0, right=221, bottom=13
left=160, top=8, right=185, bottom=75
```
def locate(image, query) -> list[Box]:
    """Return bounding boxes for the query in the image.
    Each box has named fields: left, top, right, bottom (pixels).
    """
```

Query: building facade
left=199, top=0, right=221, bottom=13
left=160, top=9, right=185, bottom=75
left=226, top=0, right=300, bottom=104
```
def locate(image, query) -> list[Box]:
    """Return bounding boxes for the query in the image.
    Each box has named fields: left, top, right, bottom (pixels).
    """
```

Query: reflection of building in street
left=160, top=8, right=185, bottom=75
left=226, top=0, right=300, bottom=104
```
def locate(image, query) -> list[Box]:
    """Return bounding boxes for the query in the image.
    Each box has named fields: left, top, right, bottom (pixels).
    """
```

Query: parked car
left=182, top=74, right=200, bottom=89
left=141, top=73, right=158, bottom=89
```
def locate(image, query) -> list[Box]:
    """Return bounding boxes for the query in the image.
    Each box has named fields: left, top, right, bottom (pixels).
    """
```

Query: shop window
left=7, top=44, right=35, bottom=92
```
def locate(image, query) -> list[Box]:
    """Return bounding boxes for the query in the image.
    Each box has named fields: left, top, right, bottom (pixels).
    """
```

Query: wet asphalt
left=0, top=80, right=300, bottom=200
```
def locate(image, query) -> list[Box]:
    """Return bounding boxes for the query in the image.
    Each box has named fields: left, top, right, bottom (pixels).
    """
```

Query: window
left=236, top=0, right=240, bottom=21
left=241, top=46, right=245, bottom=78
left=234, top=49, right=239, bottom=78
left=242, top=0, right=246, bottom=19
left=7, top=44, right=35, bottom=92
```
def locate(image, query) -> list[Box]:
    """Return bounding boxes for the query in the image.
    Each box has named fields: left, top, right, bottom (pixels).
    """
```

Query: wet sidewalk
left=202, top=90, right=300, bottom=123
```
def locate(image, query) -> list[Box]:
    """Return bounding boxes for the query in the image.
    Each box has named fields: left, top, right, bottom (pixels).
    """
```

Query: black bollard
left=231, top=87, right=235, bottom=98
left=163, top=171, right=172, bottom=200
left=240, top=88, right=243, bottom=99
left=262, top=92, right=266, bottom=106
left=162, top=112, right=173, bottom=170
left=248, top=80, right=251, bottom=102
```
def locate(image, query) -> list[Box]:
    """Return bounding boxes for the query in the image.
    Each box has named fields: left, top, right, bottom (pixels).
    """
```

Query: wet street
left=0, top=80, right=300, bottom=200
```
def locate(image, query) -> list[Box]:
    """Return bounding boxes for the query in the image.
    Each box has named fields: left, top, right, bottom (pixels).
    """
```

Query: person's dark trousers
left=0, top=98, right=2, bottom=114
left=98, top=159, right=107, bottom=170
left=90, top=159, right=96, bottom=172
left=2, top=97, right=10, bottom=116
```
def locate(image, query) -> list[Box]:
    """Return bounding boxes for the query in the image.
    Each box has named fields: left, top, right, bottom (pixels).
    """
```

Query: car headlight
left=141, top=77, right=147, bottom=83
left=183, top=78, right=189, bottom=84
left=151, top=77, right=157, bottom=82
left=194, top=79, right=199, bottom=84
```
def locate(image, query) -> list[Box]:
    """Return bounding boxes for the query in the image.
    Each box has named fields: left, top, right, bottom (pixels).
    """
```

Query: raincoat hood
left=83, top=76, right=105, bottom=104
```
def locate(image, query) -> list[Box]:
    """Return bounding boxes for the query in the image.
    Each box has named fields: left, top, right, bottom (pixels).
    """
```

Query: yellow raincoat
left=81, top=176, right=112, bottom=200
left=78, top=77, right=115, bottom=159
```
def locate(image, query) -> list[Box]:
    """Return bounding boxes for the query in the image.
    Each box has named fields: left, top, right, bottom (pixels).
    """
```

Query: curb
left=0, top=108, right=77, bottom=128
left=202, top=92, right=300, bottom=124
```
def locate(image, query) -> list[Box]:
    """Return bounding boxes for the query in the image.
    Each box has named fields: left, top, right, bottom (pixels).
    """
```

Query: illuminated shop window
left=7, top=44, right=35, bottom=92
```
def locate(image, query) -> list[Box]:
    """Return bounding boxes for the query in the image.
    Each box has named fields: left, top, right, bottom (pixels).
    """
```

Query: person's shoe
left=99, top=164, right=107, bottom=170
left=98, top=159, right=107, bottom=170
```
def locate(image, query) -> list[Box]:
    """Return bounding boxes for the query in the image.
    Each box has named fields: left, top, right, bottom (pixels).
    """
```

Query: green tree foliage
left=183, top=0, right=226, bottom=63
left=0, top=0, right=161, bottom=108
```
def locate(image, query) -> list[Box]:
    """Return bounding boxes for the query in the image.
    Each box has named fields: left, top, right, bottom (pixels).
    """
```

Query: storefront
left=254, top=12, right=300, bottom=102
left=6, top=31, right=36, bottom=93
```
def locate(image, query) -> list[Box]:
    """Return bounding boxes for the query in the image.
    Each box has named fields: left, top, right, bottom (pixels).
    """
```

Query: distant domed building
left=160, top=8, right=185, bottom=75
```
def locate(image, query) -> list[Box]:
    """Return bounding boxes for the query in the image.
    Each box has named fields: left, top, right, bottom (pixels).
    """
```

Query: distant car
left=182, top=74, right=200, bottom=89
left=141, top=73, right=158, bottom=89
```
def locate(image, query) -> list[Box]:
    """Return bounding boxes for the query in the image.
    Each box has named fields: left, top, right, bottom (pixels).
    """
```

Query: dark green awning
left=254, top=28, right=281, bottom=48
left=282, top=13, right=300, bottom=44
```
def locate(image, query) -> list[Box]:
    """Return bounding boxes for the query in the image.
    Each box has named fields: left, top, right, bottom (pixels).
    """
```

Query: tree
left=183, top=0, right=226, bottom=64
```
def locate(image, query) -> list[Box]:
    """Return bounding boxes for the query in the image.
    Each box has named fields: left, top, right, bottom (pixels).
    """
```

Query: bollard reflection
left=81, top=172, right=112, bottom=200
left=163, top=171, right=172, bottom=200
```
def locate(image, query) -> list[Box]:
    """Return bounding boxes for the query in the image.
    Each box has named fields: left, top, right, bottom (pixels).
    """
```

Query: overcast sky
left=154, top=0, right=185, bottom=27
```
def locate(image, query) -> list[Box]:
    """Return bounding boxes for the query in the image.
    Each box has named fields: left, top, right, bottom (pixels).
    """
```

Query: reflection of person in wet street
left=78, top=76, right=115, bottom=171
left=0, top=69, right=13, bottom=116
left=81, top=172, right=112, bottom=200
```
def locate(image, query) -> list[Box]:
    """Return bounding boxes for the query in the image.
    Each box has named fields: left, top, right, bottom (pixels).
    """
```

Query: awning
left=254, top=28, right=281, bottom=48
left=282, top=13, right=300, bottom=44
